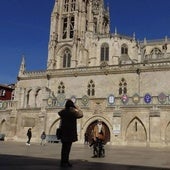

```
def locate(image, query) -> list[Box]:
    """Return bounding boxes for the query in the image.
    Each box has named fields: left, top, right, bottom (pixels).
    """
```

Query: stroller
left=90, top=138, right=105, bottom=158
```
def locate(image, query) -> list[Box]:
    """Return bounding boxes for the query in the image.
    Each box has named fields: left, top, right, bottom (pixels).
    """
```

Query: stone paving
left=0, top=141, right=170, bottom=170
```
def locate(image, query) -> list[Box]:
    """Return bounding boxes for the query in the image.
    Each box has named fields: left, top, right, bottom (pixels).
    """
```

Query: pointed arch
left=0, top=119, right=6, bottom=133
left=150, top=47, right=162, bottom=59
left=35, top=88, right=42, bottom=107
left=49, top=118, right=61, bottom=135
left=63, top=48, right=71, bottom=68
left=81, top=116, right=112, bottom=144
left=26, top=89, right=32, bottom=107
left=100, top=43, right=109, bottom=62
left=125, top=116, right=147, bottom=143
left=121, top=43, right=128, bottom=55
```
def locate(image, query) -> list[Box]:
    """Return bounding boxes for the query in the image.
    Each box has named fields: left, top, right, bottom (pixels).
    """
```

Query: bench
left=46, top=135, right=60, bottom=143
left=0, top=134, right=5, bottom=141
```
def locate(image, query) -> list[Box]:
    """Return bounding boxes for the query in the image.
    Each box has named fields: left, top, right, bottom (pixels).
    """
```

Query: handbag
left=56, top=128, right=62, bottom=139
left=56, top=119, right=62, bottom=139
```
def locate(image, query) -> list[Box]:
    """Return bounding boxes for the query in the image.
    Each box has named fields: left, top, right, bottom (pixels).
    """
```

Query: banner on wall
left=113, top=124, right=121, bottom=134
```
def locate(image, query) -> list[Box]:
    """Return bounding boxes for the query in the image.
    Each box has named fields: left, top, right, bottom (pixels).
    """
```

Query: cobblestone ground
left=0, top=141, right=170, bottom=170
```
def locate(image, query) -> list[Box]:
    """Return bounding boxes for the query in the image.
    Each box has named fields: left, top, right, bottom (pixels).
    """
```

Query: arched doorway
left=0, top=119, right=6, bottom=133
left=49, top=118, right=61, bottom=135
left=85, top=120, right=110, bottom=144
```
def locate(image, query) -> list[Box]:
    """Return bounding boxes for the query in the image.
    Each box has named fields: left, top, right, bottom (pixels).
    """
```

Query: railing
left=46, top=135, right=60, bottom=143
left=0, top=100, right=16, bottom=111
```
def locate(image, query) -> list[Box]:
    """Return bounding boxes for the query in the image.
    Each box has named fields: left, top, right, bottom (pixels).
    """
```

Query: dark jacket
left=41, top=132, right=46, bottom=139
left=58, top=107, right=83, bottom=142
left=27, top=129, right=32, bottom=138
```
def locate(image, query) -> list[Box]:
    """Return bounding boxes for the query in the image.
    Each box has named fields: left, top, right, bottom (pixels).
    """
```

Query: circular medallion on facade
left=81, top=95, right=89, bottom=106
left=70, top=96, right=76, bottom=104
left=144, top=93, right=152, bottom=104
left=121, top=94, right=128, bottom=104
left=108, top=94, right=115, bottom=105
left=132, top=93, right=140, bottom=104
left=47, top=97, right=53, bottom=107
left=158, top=92, right=166, bottom=104
left=57, top=94, right=66, bottom=106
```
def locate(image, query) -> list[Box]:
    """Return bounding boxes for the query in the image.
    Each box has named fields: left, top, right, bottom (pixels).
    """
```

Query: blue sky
left=0, top=0, right=170, bottom=84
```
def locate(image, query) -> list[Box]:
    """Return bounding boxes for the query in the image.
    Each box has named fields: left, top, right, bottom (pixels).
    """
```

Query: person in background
left=40, top=131, right=46, bottom=146
left=93, top=120, right=105, bottom=141
left=92, top=120, right=105, bottom=157
left=26, top=128, right=32, bottom=146
left=84, top=132, right=89, bottom=144
left=58, top=99, right=83, bottom=167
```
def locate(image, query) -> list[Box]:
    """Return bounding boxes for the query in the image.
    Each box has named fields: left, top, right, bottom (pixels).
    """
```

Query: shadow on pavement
left=0, top=154, right=167, bottom=170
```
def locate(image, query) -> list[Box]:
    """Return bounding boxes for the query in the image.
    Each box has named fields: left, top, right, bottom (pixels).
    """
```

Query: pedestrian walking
left=40, top=131, right=46, bottom=146
left=26, top=128, right=32, bottom=146
left=58, top=99, right=83, bottom=167
left=84, top=132, right=89, bottom=144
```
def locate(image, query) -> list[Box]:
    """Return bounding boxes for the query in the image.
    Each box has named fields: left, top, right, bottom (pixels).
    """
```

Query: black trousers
left=27, top=137, right=31, bottom=144
left=61, top=142, right=72, bottom=164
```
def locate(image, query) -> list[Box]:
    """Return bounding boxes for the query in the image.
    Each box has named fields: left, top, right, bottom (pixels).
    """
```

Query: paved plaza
left=0, top=141, right=170, bottom=170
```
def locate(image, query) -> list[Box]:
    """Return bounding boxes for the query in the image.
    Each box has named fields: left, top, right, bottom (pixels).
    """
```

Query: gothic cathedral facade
left=1, top=0, right=170, bottom=146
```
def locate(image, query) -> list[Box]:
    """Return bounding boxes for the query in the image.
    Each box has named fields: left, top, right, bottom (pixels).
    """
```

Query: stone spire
left=18, top=55, right=26, bottom=77
left=114, top=27, right=117, bottom=35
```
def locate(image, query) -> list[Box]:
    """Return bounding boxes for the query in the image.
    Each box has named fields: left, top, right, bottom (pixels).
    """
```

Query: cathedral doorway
left=85, top=120, right=110, bottom=144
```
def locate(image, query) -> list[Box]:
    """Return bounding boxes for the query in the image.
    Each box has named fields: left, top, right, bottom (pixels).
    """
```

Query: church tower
left=47, top=0, right=110, bottom=69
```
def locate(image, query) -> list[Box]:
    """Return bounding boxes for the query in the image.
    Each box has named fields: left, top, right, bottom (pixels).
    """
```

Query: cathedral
left=1, top=0, right=170, bottom=147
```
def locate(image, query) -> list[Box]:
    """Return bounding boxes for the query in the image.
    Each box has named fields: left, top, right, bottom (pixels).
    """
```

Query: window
left=150, top=48, right=162, bottom=59
left=35, top=89, right=41, bottom=107
left=121, top=44, right=128, bottom=55
left=101, top=43, right=109, bottom=61
left=0, top=89, right=6, bottom=96
left=58, top=82, right=65, bottom=94
left=64, top=0, right=69, bottom=12
left=62, top=0, right=75, bottom=39
left=70, top=16, right=74, bottom=38
left=26, top=90, right=31, bottom=106
left=64, top=0, right=76, bottom=12
left=87, top=80, right=95, bottom=96
left=63, top=17, right=68, bottom=39
left=63, top=49, right=71, bottom=68
left=94, top=18, right=97, bottom=33
left=119, top=78, right=127, bottom=95
left=71, top=0, right=76, bottom=11
left=11, top=91, right=15, bottom=100
left=62, top=16, right=75, bottom=39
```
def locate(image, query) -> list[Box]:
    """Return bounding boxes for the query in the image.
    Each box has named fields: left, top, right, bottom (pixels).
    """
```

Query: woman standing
left=58, top=99, right=83, bottom=167
left=40, top=131, right=46, bottom=146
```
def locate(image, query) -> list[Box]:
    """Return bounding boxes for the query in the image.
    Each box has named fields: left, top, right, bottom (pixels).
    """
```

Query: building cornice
left=17, top=61, right=170, bottom=81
